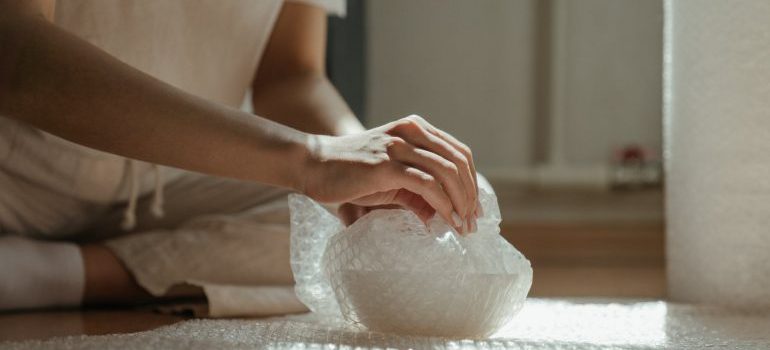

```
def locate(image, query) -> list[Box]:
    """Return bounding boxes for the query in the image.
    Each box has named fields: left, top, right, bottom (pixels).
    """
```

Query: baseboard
left=481, top=165, right=611, bottom=189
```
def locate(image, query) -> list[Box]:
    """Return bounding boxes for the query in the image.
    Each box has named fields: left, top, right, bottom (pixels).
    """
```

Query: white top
left=54, top=0, right=345, bottom=108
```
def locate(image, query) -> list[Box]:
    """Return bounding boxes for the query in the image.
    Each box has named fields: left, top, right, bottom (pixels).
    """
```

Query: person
left=0, top=0, right=479, bottom=313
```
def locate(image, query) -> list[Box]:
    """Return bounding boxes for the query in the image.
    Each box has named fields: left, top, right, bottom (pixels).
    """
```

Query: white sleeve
left=286, top=0, right=346, bottom=17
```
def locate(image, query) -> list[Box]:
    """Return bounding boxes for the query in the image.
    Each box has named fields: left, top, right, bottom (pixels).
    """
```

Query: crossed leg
left=1, top=169, right=298, bottom=313
left=83, top=171, right=298, bottom=312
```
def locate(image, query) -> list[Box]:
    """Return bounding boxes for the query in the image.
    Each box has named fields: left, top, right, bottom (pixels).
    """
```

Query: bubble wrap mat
left=289, top=186, right=532, bottom=337
left=5, top=299, right=770, bottom=350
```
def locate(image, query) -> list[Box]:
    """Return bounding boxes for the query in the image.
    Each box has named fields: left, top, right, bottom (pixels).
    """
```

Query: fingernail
left=464, top=215, right=473, bottom=232
left=451, top=211, right=463, bottom=228
left=470, top=219, right=478, bottom=233
left=465, top=217, right=474, bottom=233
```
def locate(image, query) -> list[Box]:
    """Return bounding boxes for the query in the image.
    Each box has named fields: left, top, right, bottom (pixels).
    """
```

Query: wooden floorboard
left=498, top=187, right=665, bottom=298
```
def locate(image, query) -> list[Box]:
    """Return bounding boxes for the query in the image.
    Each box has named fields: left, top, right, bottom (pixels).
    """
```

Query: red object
left=615, top=145, right=646, bottom=163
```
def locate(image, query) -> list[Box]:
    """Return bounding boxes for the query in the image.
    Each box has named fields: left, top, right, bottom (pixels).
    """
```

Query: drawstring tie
left=121, top=160, right=165, bottom=230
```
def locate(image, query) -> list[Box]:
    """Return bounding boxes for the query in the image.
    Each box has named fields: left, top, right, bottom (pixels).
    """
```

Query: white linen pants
left=0, top=117, right=305, bottom=316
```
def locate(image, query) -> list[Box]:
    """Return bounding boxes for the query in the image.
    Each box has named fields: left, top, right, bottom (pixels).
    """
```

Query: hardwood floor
left=498, top=186, right=665, bottom=298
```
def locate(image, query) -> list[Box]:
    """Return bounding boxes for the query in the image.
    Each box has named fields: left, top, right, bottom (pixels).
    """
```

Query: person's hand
left=302, top=115, right=479, bottom=233
left=337, top=203, right=396, bottom=226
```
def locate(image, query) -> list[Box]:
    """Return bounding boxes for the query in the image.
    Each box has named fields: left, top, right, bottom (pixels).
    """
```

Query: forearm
left=0, top=16, right=308, bottom=190
left=251, top=73, right=365, bottom=136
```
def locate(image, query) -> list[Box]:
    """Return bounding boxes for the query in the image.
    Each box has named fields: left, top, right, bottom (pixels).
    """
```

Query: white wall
left=555, top=0, right=663, bottom=165
left=365, top=0, right=663, bottom=185
left=365, top=0, right=537, bottom=170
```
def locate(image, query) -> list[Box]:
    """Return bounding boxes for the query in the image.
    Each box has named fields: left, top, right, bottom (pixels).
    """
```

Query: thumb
left=350, top=189, right=437, bottom=223
left=387, top=189, right=436, bottom=223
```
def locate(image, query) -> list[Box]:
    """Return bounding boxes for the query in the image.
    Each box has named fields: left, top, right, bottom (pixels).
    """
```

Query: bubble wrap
left=6, top=299, right=770, bottom=349
left=289, top=186, right=533, bottom=337
left=664, top=0, right=770, bottom=307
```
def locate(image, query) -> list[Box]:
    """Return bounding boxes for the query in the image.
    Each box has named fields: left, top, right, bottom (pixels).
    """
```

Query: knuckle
left=418, top=173, right=436, bottom=186
left=368, top=133, right=391, bottom=148
left=395, top=116, right=426, bottom=132
left=387, top=136, right=407, bottom=148
left=373, top=153, right=391, bottom=164
left=442, top=160, right=459, bottom=176
left=451, top=150, right=469, bottom=168
left=401, top=118, right=421, bottom=131
left=406, top=114, right=425, bottom=123
left=460, top=144, right=472, bottom=157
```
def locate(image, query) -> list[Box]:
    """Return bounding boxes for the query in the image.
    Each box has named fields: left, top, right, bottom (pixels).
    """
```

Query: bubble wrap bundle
left=289, top=186, right=532, bottom=338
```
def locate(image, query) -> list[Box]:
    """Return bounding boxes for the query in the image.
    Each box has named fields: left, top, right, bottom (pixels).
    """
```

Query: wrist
left=292, top=133, right=320, bottom=195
